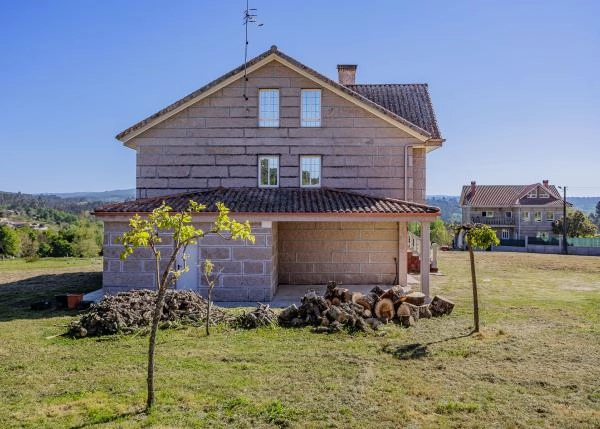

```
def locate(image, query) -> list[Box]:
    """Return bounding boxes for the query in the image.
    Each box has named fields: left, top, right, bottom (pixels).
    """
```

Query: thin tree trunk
left=147, top=254, right=167, bottom=410
left=205, top=290, right=211, bottom=336
left=468, top=245, right=480, bottom=333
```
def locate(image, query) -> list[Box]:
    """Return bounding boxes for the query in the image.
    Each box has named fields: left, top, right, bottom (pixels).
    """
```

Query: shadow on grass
left=0, top=272, right=101, bottom=322
left=383, top=331, right=474, bottom=360
left=69, top=407, right=147, bottom=429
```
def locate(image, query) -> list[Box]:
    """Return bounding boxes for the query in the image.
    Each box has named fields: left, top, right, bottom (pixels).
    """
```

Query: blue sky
left=1, top=0, right=599, bottom=196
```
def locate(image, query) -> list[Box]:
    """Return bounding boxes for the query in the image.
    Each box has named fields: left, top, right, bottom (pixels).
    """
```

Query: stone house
left=457, top=180, right=568, bottom=248
left=94, top=46, right=444, bottom=302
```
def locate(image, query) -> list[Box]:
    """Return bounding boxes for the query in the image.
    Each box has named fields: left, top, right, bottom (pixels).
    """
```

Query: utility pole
left=562, top=186, right=568, bottom=255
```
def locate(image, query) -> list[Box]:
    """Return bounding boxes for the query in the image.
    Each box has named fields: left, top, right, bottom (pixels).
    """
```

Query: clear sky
left=1, top=0, right=599, bottom=197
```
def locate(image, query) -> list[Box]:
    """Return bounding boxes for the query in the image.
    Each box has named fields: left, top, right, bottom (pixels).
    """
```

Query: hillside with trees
left=0, top=190, right=133, bottom=259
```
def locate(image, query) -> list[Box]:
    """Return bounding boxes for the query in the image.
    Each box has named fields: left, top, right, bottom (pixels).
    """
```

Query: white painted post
left=398, top=222, right=408, bottom=286
left=420, top=221, right=430, bottom=297
left=431, top=243, right=438, bottom=271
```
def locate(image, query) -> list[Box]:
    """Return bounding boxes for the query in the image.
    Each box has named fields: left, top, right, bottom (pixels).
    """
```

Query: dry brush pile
left=67, top=289, right=232, bottom=337
left=277, top=281, right=454, bottom=333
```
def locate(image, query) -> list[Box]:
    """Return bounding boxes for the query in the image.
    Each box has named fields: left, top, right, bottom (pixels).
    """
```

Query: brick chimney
left=337, top=64, right=357, bottom=85
left=470, top=181, right=476, bottom=196
left=542, top=179, right=549, bottom=187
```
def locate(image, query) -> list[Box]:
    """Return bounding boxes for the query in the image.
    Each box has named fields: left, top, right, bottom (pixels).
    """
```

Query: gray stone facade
left=133, top=62, right=424, bottom=203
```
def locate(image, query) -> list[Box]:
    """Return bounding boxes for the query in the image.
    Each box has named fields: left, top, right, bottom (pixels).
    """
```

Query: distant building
left=458, top=180, right=569, bottom=249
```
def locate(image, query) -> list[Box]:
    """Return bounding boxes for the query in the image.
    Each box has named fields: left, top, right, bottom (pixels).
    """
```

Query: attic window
left=301, top=89, right=321, bottom=127
left=539, top=191, right=549, bottom=198
left=258, top=89, right=279, bottom=127
left=527, top=189, right=538, bottom=198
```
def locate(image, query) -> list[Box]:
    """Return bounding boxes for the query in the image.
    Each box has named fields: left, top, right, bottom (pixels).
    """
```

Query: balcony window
left=482, top=211, right=494, bottom=218
left=258, top=89, right=279, bottom=127
left=546, top=212, right=554, bottom=221
left=534, top=211, right=542, bottom=222
left=522, top=211, right=530, bottom=221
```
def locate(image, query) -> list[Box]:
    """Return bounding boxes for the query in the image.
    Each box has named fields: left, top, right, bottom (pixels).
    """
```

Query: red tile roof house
left=94, top=46, right=444, bottom=302
left=458, top=180, right=569, bottom=250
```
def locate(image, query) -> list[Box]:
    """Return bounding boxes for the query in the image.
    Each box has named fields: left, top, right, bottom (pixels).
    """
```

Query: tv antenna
left=243, top=0, right=263, bottom=100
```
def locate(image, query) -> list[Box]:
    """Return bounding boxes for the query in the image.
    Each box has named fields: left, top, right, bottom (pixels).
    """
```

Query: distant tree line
left=0, top=191, right=112, bottom=259
left=0, top=215, right=103, bottom=259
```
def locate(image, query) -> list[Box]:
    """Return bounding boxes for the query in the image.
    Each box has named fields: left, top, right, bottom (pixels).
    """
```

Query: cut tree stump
left=374, top=298, right=395, bottom=321
left=403, top=291, right=426, bottom=306
left=430, top=295, right=455, bottom=317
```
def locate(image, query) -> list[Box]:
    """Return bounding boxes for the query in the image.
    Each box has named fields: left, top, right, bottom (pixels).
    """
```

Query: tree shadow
left=0, top=272, right=101, bottom=322
left=69, top=407, right=147, bottom=429
left=382, top=331, right=474, bottom=360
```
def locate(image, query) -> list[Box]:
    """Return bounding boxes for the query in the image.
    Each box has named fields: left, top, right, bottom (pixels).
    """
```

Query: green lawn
left=0, top=253, right=599, bottom=428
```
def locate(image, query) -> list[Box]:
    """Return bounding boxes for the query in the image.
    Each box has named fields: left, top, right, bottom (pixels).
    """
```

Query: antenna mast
left=243, top=0, right=262, bottom=100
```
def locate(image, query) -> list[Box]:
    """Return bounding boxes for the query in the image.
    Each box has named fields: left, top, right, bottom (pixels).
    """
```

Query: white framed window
left=501, top=229, right=510, bottom=239
left=534, top=211, right=542, bottom=222
left=482, top=211, right=494, bottom=218
left=527, top=189, right=538, bottom=198
left=258, top=89, right=279, bottom=127
left=258, top=155, right=279, bottom=187
left=301, top=89, right=321, bottom=127
left=539, top=191, right=549, bottom=198
left=300, top=156, right=321, bottom=187
left=546, top=212, right=554, bottom=221
left=522, top=211, right=530, bottom=221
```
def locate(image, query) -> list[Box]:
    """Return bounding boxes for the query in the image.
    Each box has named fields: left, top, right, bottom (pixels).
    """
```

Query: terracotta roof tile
left=346, top=84, right=441, bottom=139
left=459, top=183, right=567, bottom=208
left=94, top=187, right=440, bottom=216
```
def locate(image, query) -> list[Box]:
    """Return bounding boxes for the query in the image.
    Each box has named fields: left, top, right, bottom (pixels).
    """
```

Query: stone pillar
left=398, top=222, right=408, bottom=286
left=420, top=221, right=431, bottom=297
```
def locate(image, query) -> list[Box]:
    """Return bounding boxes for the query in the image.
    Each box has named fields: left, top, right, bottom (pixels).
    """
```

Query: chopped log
left=374, top=298, right=395, bottom=321
left=351, top=292, right=363, bottom=304
left=355, top=293, right=375, bottom=312
left=278, top=304, right=299, bottom=325
left=403, top=291, right=426, bottom=306
left=430, top=295, right=455, bottom=317
left=397, top=303, right=416, bottom=327
left=401, top=302, right=421, bottom=322
left=416, top=304, right=432, bottom=319
left=370, top=285, right=386, bottom=296
left=380, top=285, right=411, bottom=305
left=331, top=297, right=341, bottom=306
left=341, top=289, right=353, bottom=303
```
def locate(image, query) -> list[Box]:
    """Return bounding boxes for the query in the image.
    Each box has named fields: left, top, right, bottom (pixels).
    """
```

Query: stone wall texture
left=131, top=61, right=423, bottom=202
left=277, top=221, right=398, bottom=285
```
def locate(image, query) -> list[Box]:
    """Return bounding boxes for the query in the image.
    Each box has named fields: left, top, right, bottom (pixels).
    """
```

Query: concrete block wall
left=102, top=220, right=277, bottom=301
left=132, top=61, right=420, bottom=200
left=278, top=221, right=397, bottom=285
left=197, top=222, right=276, bottom=302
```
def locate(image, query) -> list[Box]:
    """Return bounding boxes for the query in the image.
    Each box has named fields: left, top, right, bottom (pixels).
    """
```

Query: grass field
left=0, top=253, right=599, bottom=428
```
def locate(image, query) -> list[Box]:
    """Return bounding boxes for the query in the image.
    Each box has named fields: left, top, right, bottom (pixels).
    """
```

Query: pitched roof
left=347, top=84, right=441, bottom=139
left=116, top=45, right=442, bottom=144
left=94, top=187, right=440, bottom=217
left=459, top=183, right=566, bottom=208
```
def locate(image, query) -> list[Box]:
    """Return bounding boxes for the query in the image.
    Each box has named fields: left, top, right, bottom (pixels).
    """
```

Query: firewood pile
left=233, top=303, right=278, bottom=329
left=278, top=281, right=454, bottom=333
left=67, top=289, right=232, bottom=338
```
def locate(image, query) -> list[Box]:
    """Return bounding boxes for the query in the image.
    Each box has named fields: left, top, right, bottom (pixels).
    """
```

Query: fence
left=568, top=237, right=600, bottom=247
